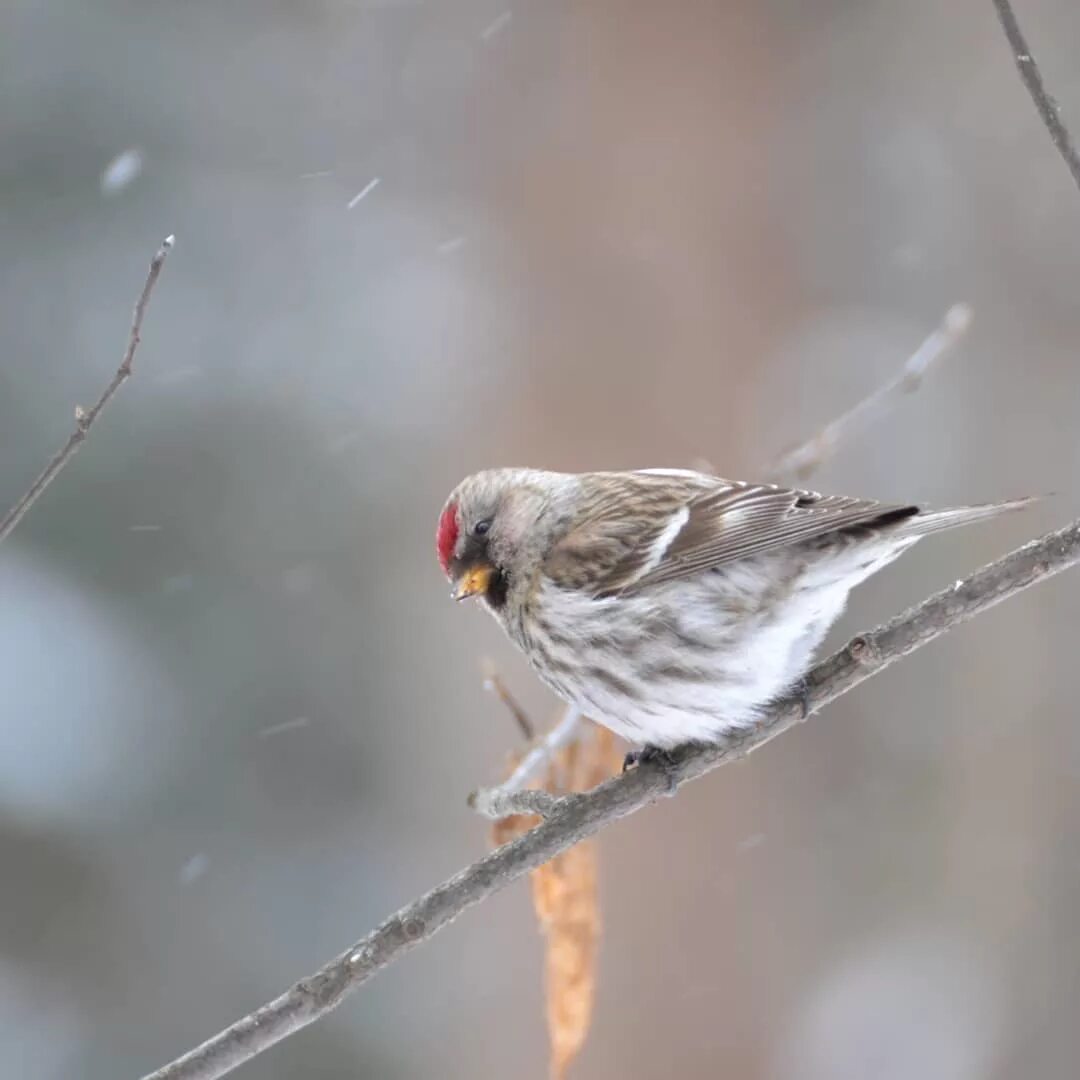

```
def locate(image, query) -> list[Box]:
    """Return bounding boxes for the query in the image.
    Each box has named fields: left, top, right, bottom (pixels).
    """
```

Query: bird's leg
left=623, top=745, right=681, bottom=795
left=792, top=677, right=813, bottom=719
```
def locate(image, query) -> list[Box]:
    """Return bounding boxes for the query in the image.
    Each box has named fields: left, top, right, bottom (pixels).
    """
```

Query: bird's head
left=436, top=469, right=572, bottom=610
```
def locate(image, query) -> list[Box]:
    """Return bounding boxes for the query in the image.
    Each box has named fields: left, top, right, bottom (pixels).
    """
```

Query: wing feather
left=544, top=470, right=915, bottom=596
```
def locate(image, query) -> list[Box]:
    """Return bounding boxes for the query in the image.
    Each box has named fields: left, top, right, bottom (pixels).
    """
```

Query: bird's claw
left=623, top=745, right=681, bottom=796
left=794, top=677, right=812, bottom=719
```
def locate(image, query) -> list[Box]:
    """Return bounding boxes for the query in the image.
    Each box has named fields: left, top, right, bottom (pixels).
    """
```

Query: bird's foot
left=793, top=677, right=813, bottom=719
left=622, top=745, right=681, bottom=795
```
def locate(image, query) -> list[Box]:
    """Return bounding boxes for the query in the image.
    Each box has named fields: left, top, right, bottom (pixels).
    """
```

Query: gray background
left=2, top=1, right=1080, bottom=1077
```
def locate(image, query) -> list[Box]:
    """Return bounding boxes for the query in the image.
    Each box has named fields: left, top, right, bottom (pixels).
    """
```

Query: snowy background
left=2, top=1, right=1080, bottom=1077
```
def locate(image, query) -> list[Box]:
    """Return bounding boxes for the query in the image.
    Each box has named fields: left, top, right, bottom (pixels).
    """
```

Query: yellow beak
left=453, top=564, right=493, bottom=601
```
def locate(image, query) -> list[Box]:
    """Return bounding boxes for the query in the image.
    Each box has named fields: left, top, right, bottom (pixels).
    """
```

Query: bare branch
left=481, top=663, right=535, bottom=740
left=0, top=236, right=175, bottom=547
left=469, top=707, right=585, bottom=820
left=992, top=0, right=1080, bottom=193
left=141, top=514, right=1080, bottom=1080
left=469, top=788, right=563, bottom=820
left=768, top=304, right=972, bottom=483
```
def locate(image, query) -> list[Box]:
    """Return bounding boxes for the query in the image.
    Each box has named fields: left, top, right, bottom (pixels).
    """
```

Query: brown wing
left=545, top=470, right=916, bottom=597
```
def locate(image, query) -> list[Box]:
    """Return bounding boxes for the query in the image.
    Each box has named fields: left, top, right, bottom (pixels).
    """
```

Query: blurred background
left=2, top=0, right=1080, bottom=1077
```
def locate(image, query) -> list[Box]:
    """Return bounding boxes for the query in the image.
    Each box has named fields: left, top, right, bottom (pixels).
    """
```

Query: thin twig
left=768, top=304, right=972, bottom=483
left=481, top=664, right=535, bottom=740
left=0, top=236, right=175, bottom=547
left=469, top=707, right=584, bottom=821
left=992, top=0, right=1080, bottom=193
left=141, top=514, right=1080, bottom=1080
left=470, top=788, right=562, bottom=820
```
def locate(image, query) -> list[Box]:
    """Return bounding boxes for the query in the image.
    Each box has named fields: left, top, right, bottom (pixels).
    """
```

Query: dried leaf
left=487, top=719, right=621, bottom=1079
left=532, top=837, right=598, bottom=1080
left=574, top=724, right=623, bottom=790
left=490, top=809, right=538, bottom=848
left=485, top=717, right=621, bottom=1078
left=537, top=724, right=621, bottom=1079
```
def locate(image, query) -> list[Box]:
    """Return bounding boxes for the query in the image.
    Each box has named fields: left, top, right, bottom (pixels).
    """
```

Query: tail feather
left=901, top=496, right=1038, bottom=537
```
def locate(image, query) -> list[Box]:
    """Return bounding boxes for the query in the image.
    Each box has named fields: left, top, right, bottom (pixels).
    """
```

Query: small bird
left=437, top=468, right=1029, bottom=758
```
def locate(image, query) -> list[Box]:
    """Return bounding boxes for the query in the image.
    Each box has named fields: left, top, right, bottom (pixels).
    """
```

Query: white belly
left=513, top=539, right=913, bottom=748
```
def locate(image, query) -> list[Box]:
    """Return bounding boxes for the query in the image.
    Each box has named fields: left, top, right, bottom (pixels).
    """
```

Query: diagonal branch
left=992, top=0, right=1080, bottom=193
left=0, top=235, right=175, bottom=547
left=141, top=513, right=1080, bottom=1080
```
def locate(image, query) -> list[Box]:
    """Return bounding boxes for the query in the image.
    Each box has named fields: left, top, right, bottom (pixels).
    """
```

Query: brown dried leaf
left=538, top=722, right=621, bottom=1079
left=487, top=717, right=622, bottom=1080
left=532, top=837, right=598, bottom=1080
left=490, top=810, right=539, bottom=848
left=573, top=723, right=623, bottom=791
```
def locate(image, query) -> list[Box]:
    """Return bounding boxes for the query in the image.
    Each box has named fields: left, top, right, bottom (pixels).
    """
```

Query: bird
left=436, top=467, right=1030, bottom=762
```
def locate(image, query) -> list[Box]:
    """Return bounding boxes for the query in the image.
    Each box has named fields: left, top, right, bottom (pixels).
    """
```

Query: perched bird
left=437, top=468, right=1029, bottom=758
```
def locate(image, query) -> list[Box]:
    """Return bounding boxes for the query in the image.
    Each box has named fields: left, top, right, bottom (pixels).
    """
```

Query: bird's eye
left=473, top=519, right=492, bottom=537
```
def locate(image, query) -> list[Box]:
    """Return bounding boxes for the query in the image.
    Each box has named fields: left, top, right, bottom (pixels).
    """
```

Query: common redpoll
left=437, top=468, right=1029, bottom=754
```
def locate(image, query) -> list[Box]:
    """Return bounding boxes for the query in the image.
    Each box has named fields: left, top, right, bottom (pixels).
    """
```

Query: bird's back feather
left=545, top=471, right=1033, bottom=598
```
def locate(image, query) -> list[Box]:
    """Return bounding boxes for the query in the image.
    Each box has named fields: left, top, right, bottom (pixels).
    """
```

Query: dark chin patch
left=452, top=533, right=508, bottom=610
left=483, top=568, right=509, bottom=611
